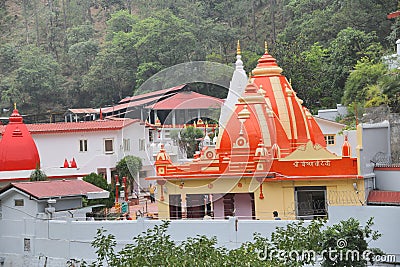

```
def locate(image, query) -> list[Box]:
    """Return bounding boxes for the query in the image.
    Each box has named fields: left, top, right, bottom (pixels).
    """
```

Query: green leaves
left=116, top=156, right=142, bottom=194
left=171, top=126, right=204, bottom=158
left=83, top=173, right=115, bottom=208
left=30, top=165, right=48, bottom=181
left=89, top=218, right=383, bottom=267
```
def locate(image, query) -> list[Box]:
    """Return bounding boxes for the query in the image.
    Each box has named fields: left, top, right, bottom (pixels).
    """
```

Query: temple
left=147, top=43, right=363, bottom=220
left=0, top=106, right=40, bottom=172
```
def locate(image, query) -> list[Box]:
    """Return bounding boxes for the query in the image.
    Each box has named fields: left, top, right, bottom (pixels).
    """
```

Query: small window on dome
left=324, top=134, right=335, bottom=145
left=104, top=139, right=114, bottom=154
left=79, top=139, right=88, bottom=152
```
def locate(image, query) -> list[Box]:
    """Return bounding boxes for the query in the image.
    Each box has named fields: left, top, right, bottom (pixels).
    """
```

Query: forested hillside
left=0, top=0, right=399, bottom=121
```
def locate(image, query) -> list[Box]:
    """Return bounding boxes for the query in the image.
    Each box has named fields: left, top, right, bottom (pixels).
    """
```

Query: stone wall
left=362, top=106, right=400, bottom=164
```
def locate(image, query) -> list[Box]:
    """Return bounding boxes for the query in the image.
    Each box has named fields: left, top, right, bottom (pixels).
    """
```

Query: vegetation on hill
left=0, top=0, right=399, bottom=121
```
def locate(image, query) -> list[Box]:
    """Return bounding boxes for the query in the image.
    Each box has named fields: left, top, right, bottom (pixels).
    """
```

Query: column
left=181, top=193, right=187, bottom=219
left=106, top=168, right=112, bottom=184
left=172, top=109, right=176, bottom=127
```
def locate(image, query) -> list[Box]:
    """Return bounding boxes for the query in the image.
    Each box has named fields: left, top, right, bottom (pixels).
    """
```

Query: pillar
left=106, top=168, right=112, bottom=184
left=172, top=109, right=176, bottom=127
left=181, top=193, right=187, bottom=219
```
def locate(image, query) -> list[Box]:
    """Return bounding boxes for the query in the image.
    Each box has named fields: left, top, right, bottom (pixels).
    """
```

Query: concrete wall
left=32, top=123, right=152, bottom=183
left=156, top=178, right=364, bottom=221
left=0, top=206, right=399, bottom=266
left=358, top=122, right=391, bottom=176
left=374, top=168, right=400, bottom=191
left=1, top=191, right=38, bottom=220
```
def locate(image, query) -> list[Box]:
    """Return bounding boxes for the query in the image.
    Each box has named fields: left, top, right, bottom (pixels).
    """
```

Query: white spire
left=235, top=40, right=244, bottom=71
left=218, top=40, right=248, bottom=128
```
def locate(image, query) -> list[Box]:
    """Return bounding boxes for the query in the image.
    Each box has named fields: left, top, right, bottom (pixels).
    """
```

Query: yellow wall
left=156, top=177, right=365, bottom=220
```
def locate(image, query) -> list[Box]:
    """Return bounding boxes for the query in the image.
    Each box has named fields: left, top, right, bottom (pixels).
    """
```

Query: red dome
left=0, top=109, right=40, bottom=171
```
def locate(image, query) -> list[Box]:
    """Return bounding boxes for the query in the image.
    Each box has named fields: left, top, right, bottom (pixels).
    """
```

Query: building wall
left=314, top=118, right=357, bottom=157
left=1, top=191, right=38, bottom=220
left=254, top=179, right=365, bottom=220
left=155, top=177, right=365, bottom=220
left=0, top=206, right=399, bottom=266
left=32, top=123, right=151, bottom=183
left=358, top=122, right=391, bottom=176
left=374, top=168, right=400, bottom=191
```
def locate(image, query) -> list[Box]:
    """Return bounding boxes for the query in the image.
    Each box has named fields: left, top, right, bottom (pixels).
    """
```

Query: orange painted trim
left=263, top=175, right=362, bottom=182
left=146, top=173, right=362, bottom=181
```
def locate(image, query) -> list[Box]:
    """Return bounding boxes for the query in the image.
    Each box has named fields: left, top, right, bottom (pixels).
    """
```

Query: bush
left=87, top=218, right=383, bottom=267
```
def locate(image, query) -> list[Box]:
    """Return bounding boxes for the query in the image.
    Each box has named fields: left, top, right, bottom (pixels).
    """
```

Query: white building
left=27, top=118, right=154, bottom=185
left=0, top=180, right=108, bottom=221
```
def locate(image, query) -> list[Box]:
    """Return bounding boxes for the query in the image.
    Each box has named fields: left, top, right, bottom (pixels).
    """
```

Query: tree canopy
left=87, top=217, right=383, bottom=267
left=0, top=0, right=399, bottom=120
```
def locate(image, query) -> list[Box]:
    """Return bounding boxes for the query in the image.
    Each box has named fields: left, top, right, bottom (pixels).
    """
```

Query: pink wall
left=234, top=193, right=253, bottom=220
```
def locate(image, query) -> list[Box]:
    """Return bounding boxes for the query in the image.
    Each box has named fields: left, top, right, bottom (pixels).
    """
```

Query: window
left=123, top=139, right=130, bottom=152
left=104, top=139, right=114, bottom=154
left=79, top=139, right=88, bottom=152
left=324, top=134, right=335, bottom=145
left=139, top=139, right=145, bottom=151
left=139, top=170, right=147, bottom=178
left=14, top=199, right=24, bottom=206
left=24, top=238, right=31, bottom=252
left=164, top=130, right=171, bottom=139
left=295, top=186, right=327, bottom=220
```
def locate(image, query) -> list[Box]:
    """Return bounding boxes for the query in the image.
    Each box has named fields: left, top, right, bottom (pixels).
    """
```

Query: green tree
left=83, top=173, right=114, bottom=208
left=115, top=156, right=142, bottom=194
left=321, top=217, right=382, bottom=267
left=105, top=10, right=137, bottom=41
left=29, top=165, right=48, bottom=181
left=88, top=217, right=383, bottom=267
left=380, top=70, right=400, bottom=113
left=2, top=45, right=64, bottom=114
left=343, top=57, right=387, bottom=106
left=171, top=126, right=204, bottom=158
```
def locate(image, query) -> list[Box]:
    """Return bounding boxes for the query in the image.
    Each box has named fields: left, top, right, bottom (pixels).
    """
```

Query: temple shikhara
left=148, top=42, right=363, bottom=220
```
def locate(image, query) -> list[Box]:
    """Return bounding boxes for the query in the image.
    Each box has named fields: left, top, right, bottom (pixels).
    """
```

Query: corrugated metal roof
left=367, top=190, right=400, bottom=205
left=146, top=91, right=223, bottom=110
left=119, top=84, right=186, bottom=103
left=0, top=119, right=139, bottom=135
left=1, top=180, right=105, bottom=199
left=67, top=108, right=99, bottom=114
left=102, top=95, right=168, bottom=113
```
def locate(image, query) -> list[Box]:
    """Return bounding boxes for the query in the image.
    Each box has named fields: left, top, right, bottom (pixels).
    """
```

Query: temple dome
left=216, top=47, right=326, bottom=160
left=0, top=108, right=40, bottom=171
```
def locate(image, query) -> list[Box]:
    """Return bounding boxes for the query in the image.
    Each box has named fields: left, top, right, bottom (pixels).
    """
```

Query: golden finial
left=14, top=103, right=16, bottom=110
left=289, top=78, right=292, bottom=85
left=264, top=41, right=268, bottom=54
left=248, top=72, right=252, bottom=82
left=237, top=40, right=241, bottom=55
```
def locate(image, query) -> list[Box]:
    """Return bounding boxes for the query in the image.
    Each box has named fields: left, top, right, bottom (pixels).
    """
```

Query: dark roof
left=146, top=91, right=223, bottom=110
left=0, top=180, right=106, bottom=199
left=119, top=84, right=187, bottom=104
